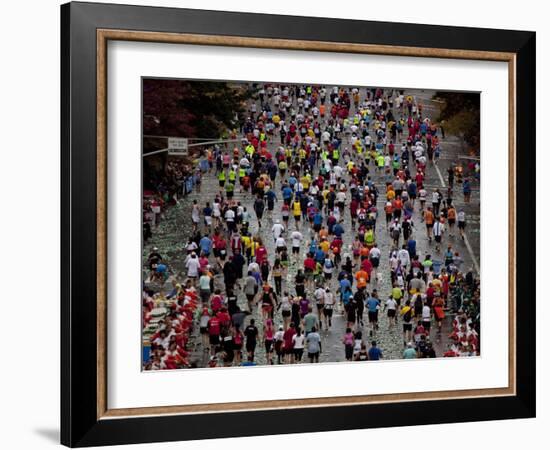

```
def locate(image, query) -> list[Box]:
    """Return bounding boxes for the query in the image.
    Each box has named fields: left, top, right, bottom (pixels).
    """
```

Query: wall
left=0, top=0, right=545, bottom=448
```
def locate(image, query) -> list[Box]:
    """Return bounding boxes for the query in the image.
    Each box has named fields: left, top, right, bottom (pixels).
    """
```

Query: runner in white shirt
left=191, top=202, right=200, bottom=232
left=397, top=247, right=411, bottom=269
left=369, top=245, right=382, bottom=281
left=422, top=304, right=432, bottom=332
left=248, top=261, right=260, bottom=274
left=272, top=221, right=285, bottom=240
left=432, top=219, right=446, bottom=252
left=329, top=171, right=337, bottom=187
left=290, top=230, right=303, bottom=255
left=224, top=209, right=235, bottom=228
left=418, top=188, right=428, bottom=214
left=323, top=289, right=335, bottom=329
left=336, top=190, right=346, bottom=206
left=274, top=326, right=285, bottom=363
left=292, top=332, right=306, bottom=362
left=365, top=134, right=372, bottom=147
left=385, top=297, right=398, bottom=328
left=185, top=253, right=201, bottom=281
left=275, top=236, right=286, bottom=253
left=186, top=240, right=198, bottom=254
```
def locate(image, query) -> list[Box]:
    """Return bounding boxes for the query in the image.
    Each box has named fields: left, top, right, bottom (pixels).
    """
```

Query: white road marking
left=433, top=163, right=446, bottom=188
left=432, top=163, right=479, bottom=274
left=462, top=233, right=480, bottom=275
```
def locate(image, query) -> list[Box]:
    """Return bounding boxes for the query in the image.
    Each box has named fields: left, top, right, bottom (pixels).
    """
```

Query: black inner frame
left=61, top=2, right=536, bottom=447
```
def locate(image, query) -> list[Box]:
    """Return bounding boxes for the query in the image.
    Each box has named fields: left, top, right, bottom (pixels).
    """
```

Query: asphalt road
left=143, top=86, right=480, bottom=367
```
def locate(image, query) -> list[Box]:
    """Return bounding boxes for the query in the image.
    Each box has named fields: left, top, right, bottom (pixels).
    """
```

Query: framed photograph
left=61, top=1, right=536, bottom=447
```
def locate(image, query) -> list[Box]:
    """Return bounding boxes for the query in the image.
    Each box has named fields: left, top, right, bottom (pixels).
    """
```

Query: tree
left=434, top=92, right=480, bottom=152
left=143, top=79, right=246, bottom=143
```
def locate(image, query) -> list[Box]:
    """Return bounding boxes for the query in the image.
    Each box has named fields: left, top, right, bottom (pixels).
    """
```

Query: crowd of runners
left=142, top=84, right=480, bottom=370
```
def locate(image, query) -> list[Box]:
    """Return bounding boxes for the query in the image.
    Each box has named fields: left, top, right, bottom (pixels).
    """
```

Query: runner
left=142, top=83, right=481, bottom=370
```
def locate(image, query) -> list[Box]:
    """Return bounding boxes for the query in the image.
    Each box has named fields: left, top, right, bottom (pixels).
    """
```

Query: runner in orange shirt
left=424, top=207, right=435, bottom=242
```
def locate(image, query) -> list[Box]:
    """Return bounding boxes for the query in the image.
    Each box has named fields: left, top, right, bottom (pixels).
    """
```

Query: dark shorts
left=292, top=246, right=300, bottom=254
left=209, top=335, right=220, bottom=345
left=387, top=309, right=396, bottom=318
left=223, top=349, right=234, bottom=363
left=294, top=215, right=301, bottom=221
left=435, top=235, right=442, bottom=243
left=200, top=289, right=211, bottom=303
left=308, top=352, right=320, bottom=359
left=200, top=326, right=208, bottom=334
left=423, top=320, right=431, bottom=330
left=265, top=339, right=273, bottom=353
left=370, top=257, right=380, bottom=268
left=448, top=218, right=456, bottom=225
left=324, top=308, right=333, bottom=317
left=458, top=221, right=466, bottom=229
left=282, top=309, right=291, bottom=318
left=403, top=323, right=413, bottom=332
left=368, top=311, right=378, bottom=322
left=426, top=223, right=433, bottom=229
left=313, top=224, right=322, bottom=232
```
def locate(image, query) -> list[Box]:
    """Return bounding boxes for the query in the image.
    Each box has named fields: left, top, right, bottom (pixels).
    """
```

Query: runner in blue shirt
left=365, top=292, right=381, bottom=333
left=288, top=175, right=297, bottom=190
left=339, top=277, right=351, bottom=293
left=333, top=222, right=344, bottom=238
left=199, top=235, right=212, bottom=256
left=314, top=248, right=326, bottom=264
left=282, top=185, right=293, bottom=205
left=368, top=340, right=383, bottom=360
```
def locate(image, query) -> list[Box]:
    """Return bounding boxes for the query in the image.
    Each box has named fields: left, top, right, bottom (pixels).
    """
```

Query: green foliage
left=434, top=92, right=480, bottom=150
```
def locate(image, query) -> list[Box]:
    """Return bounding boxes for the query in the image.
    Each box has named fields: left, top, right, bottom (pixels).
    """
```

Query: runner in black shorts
left=308, top=351, right=319, bottom=363
left=264, top=338, right=273, bottom=354
left=423, top=318, right=431, bottom=331
left=324, top=305, right=333, bottom=328
left=368, top=310, right=378, bottom=325
left=316, top=302, right=324, bottom=320
left=209, top=334, right=220, bottom=347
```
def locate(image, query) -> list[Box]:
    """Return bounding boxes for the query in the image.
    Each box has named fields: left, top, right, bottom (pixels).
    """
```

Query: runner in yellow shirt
left=292, top=200, right=302, bottom=229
